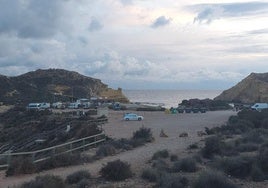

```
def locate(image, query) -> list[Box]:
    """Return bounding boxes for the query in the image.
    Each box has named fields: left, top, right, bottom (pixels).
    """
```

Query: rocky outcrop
left=0, top=69, right=129, bottom=104
left=214, top=73, right=268, bottom=103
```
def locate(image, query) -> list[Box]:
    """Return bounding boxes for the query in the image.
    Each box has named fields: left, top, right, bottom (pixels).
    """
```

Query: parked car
left=123, top=113, right=144, bottom=121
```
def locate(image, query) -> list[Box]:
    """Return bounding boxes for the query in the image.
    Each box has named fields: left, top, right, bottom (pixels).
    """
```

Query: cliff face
left=0, top=69, right=129, bottom=104
left=214, top=73, right=268, bottom=103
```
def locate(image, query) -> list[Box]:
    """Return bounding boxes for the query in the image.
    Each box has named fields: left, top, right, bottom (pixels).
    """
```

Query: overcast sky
left=0, top=0, right=268, bottom=90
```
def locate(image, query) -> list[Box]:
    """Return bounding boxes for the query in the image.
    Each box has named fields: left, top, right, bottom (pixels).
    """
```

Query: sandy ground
left=0, top=110, right=237, bottom=187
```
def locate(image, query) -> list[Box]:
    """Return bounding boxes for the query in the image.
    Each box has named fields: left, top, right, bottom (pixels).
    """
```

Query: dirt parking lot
left=104, top=110, right=236, bottom=141
left=0, top=110, right=236, bottom=187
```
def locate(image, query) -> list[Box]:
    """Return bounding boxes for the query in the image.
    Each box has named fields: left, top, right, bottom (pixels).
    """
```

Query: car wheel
left=138, top=118, right=142, bottom=121
left=126, top=118, right=129, bottom=121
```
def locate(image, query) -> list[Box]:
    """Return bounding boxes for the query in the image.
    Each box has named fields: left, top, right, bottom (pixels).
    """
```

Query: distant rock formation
left=0, top=69, right=129, bottom=104
left=214, top=73, right=268, bottom=103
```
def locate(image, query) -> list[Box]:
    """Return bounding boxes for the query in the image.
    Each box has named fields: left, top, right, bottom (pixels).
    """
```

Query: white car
left=123, top=113, right=144, bottom=121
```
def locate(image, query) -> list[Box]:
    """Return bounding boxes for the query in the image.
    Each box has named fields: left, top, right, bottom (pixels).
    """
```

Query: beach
left=0, top=109, right=237, bottom=187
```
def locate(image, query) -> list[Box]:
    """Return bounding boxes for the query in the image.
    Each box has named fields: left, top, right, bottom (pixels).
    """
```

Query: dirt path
left=0, top=110, right=236, bottom=187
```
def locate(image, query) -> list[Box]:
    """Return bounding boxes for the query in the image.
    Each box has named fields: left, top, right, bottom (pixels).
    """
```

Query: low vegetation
left=99, top=159, right=133, bottom=181
left=96, top=127, right=154, bottom=158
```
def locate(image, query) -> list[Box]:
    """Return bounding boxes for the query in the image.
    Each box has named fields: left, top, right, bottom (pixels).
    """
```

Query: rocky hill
left=214, top=72, right=268, bottom=103
left=0, top=69, right=129, bottom=104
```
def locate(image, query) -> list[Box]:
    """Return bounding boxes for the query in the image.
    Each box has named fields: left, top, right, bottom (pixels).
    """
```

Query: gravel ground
left=0, top=110, right=237, bottom=187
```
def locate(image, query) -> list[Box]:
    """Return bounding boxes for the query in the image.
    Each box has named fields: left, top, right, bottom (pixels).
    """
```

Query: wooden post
left=70, top=143, right=73, bottom=154
left=7, top=151, right=11, bottom=167
left=83, top=139, right=85, bottom=151
left=32, top=152, right=36, bottom=162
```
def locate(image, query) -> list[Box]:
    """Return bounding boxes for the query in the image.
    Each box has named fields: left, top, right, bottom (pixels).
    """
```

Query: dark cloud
left=89, top=17, right=103, bottom=32
left=190, top=2, right=268, bottom=24
left=0, top=0, right=65, bottom=39
left=151, top=16, right=171, bottom=28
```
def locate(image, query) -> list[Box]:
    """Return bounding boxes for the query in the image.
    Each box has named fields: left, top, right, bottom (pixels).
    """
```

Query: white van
left=27, top=103, right=41, bottom=110
left=251, top=103, right=268, bottom=112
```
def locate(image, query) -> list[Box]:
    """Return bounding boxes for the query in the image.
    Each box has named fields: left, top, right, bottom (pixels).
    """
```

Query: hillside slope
left=0, top=69, right=128, bottom=104
left=214, top=73, right=268, bottom=103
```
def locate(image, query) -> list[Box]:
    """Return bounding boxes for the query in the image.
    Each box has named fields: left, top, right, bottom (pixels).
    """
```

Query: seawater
left=123, top=90, right=223, bottom=108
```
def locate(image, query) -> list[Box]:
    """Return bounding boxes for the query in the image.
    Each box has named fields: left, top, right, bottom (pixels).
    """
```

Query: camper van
left=251, top=103, right=268, bottom=112
left=27, top=103, right=41, bottom=110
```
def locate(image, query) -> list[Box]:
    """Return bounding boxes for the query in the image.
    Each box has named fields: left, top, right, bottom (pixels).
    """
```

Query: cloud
left=89, top=17, right=103, bottom=32
left=120, top=0, right=133, bottom=6
left=248, top=28, right=268, bottom=35
left=191, top=2, right=268, bottom=24
left=0, top=0, right=67, bottom=39
left=151, top=16, right=171, bottom=28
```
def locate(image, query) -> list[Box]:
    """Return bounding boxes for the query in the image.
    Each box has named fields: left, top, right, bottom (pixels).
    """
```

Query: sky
left=0, top=0, right=268, bottom=90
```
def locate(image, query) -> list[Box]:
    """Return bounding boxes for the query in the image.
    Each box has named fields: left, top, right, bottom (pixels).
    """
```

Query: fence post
left=83, top=139, right=85, bottom=151
left=7, top=151, right=11, bottom=167
left=32, top=152, right=36, bottom=163
left=94, top=136, right=97, bottom=147
left=70, top=143, right=73, bottom=154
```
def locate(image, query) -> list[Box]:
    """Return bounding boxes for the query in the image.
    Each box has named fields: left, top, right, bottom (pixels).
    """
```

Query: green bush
left=258, top=147, right=268, bottom=173
left=65, top=170, right=91, bottom=184
left=193, top=170, right=239, bottom=188
left=6, top=157, right=36, bottom=176
left=36, top=153, right=82, bottom=172
left=132, top=127, right=153, bottom=142
left=20, top=175, right=65, bottom=188
left=188, top=143, right=199, bottom=149
left=152, top=149, right=169, bottom=160
left=172, top=158, right=197, bottom=173
left=214, top=156, right=254, bottom=179
left=170, top=154, right=178, bottom=162
left=96, top=144, right=116, bottom=157
left=202, top=136, right=223, bottom=158
left=158, top=173, right=188, bottom=188
left=76, top=178, right=92, bottom=188
left=141, top=168, right=159, bottom=182
left=236, top=143, right=259, bottom=152
left=99, top=159, right=132, bottom=181
left=240, top=130, right=265, bottom=144
left=152, top=159, right=170, bottom=171
left=250, top=164, right=266, bottom=182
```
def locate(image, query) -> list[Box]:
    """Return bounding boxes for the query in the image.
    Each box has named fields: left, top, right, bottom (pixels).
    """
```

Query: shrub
left=36, top=153, right=82, bottom=172
left=172, top=158, right=197, bottom=173
left=188, top=143, right=199, bottom=149
left=193, top=170, right=238, bottom=188
left=240, top=130, right=265, bottom=144
left=132, top=127, right=153, bottom=142
left=20, top=175, right=65, bottom=188
left=96, top=144, right=116, bottom=157
left=261, top=118, right=268, bottom=129
left=250, top=164, right=266, bottom=182
left=76, top=178, right=92, bottom=188
left=152, top=159, right=170, bottom=171
left=202, top=136, right=223, bottom=158
left=236, top=143, right=259, bottom=152
left=6, top=157, right=36, bottom=176
left=170, top=154, right=178, bottom=162
left=152, top=149, right=169, bottom=160
left=109, top=138, right=133, bottom=150
left=214, top=156, right=254, bottom=179
left=158, top=173, right=188, bottom=188
left=65, top=170, right=91, bottom=184
left=99, top=159, right=132, bottom=181
left=258, top=147, right=268, bottom=173
left=141, top=168, right=159, bottom=182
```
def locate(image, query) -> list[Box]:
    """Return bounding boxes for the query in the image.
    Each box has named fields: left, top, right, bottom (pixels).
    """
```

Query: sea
left=122, top=90, right=223, bottom=108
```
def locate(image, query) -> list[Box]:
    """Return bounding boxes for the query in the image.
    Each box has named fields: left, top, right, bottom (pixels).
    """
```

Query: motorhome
left=251, top=103, right=268, bottom=112
left=27, top=103, right=41, bottom=110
